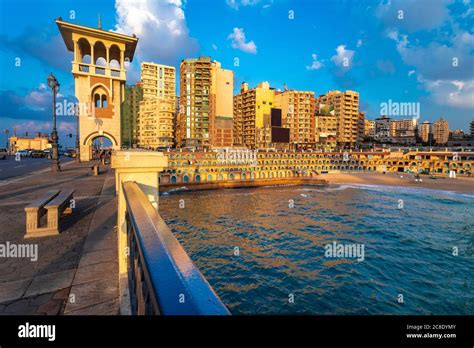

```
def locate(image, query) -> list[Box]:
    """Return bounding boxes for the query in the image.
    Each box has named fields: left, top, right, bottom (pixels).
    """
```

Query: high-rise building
left=374, top=115, right=392, bottom=143
left=177, top=56, right=233, bottom=149
left=233, top=81, right=275, bottom=149
left=316, top=90, right=360, bottom=148
left=138, top=62, right=176, bottom=149
left=274, top=88, right=315, bottom=148
left=357, top=112, right=365, bottom=143
left=433, top=118, right=449, bottom=145
left=141, top=62, right=176, bottom=101
left=389, top=118, right=417, bottom=144
left=419, top=121, right=432, bottom=144
left=121, top=83, right=143, bottom=148
left=470, top=119, right=474, bottom=137
left=364, top=119, right=376, bottom=139
left=314, top=114, right=338, bottom=150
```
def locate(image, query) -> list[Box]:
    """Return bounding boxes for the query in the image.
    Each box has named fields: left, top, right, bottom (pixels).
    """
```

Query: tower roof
left=55, top=18, right=138, bottom=62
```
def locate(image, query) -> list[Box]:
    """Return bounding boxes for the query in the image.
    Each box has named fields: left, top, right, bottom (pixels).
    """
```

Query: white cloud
left=306, top=53, right=324, bottom=70
left=331, top=44, right=354, bottom=69
left=408, top=70, right=416, bottom=77
left=356, top=39, right=363, bottom=48
left=212, top=43, right=218, bottom=51
left=113, top=0, right=198, bottom=70
left=423, top=78, right=474, bottom=108
left=226, top=0, right=261, bottom=10
left=228, top=27, right=257, bottom=54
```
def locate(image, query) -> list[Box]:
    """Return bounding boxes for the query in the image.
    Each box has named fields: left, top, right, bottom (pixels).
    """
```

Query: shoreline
left=322, top=172, right=474, bottom=195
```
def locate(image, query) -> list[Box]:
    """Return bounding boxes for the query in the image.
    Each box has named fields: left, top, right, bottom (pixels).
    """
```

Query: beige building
left=315, top=114, right=338, bottom=150
left=177, top=56, right=233, bottom=149
left=433, top=118, right=449, bottom=145
left=274, top=89, right=315, bottom=148
left=316, top=90, right=360, bottom=148
left=233, top=81, right=276, bottom=149
left=9, top=134, right=51, bottom=152
left=56, top=19, right=138, bottom=161
left=138, top=62, right=176, bottom=148
left=364, top=119, right=376, bottom=138
left=419, top=121, right=432, bottom=143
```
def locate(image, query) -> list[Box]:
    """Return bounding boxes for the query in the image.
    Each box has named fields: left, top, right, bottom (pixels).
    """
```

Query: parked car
left=43, top=149, right=52, bottom=159
left=0, top=148, right=7, bottom=160
left=31, top=150, right=45, bottom=158
left=17, top=150, right=29, bottom=157
left=64, top=148, right=77, bottom=158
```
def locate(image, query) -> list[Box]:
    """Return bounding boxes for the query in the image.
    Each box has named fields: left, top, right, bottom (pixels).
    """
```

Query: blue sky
left=0, top=0, right=473, bottom=148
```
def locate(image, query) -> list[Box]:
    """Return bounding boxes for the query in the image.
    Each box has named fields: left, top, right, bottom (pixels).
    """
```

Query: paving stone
left=29, top=293, right=53, bottom=306
left=73, top=261, right=117, bottom=285
left=53, top=287, right=70, bottom=300
left=37, top=300, right=62, bottom=315
left=0, top=278, right=32, bottom=303
left=24, top=269, right=76, bottom=297
left=4, top=299, right=36, bottom=315
left=64, top=298, right=120, bottom=315
left=64, top=276, right=119, bottom=314
left=78, top=248, right=116, bottom=268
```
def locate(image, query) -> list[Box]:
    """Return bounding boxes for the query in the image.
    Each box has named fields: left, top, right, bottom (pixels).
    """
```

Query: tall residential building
left=374, top=115, right=392, bottom=143
left=274, top=88, right=315, bottom=148
left=433, top=118, right=449, bottom=145
left=121, top=83, right=143, bottom=148
left=470, top=119, right=474, bottom=137
left=357, top=112, right=365, bottom=143
left=364, top=119, right=376, bottom=139
left=389, top=118, right=417, bottom=144
left=314, top=114, right=338, bottom=150
left=141, top=62, right=176, bottom=101
left=177, top=56, right=233, bottom=149
left=138, top=62, right=176, bottom=149
left=233, top=81, right=275, bottom=149
left=316, top=90, right=360, bottom=148
left=419, top=121, right=432, bottom=144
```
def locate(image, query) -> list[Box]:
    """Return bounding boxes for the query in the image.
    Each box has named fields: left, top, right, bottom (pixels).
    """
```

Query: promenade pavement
left=0, top=160, right=119, bottom=315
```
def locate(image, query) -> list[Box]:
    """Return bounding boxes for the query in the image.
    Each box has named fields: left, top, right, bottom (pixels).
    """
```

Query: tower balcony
left=72, top=61, right=126, bottom=80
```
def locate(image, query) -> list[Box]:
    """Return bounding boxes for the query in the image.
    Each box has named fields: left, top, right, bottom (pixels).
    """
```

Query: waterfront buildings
left=274, top=88, right=315, bottom=148
left=121, top=83, right=143, bottom=148
left=314, top=114, right=338, bottom=150
left=316, top=90, right=360, bottom=148
left=433, top=118, right=450, bottom=145
left=233, top=81, right=276, bottom=149
left=389, top=118, right=417, bottom=145
left=138, top=62, right=176, bottom=149
left=177, top=56, right=233, bottom=149
left=364, top=119, right=376, bottom=139
left=374, top=116, right=392, bottom=143
left=419, top=121, right=432, bottom=144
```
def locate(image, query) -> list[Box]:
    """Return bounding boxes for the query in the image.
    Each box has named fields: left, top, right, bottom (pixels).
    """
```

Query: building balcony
left=72, top=61, right=126, bottom=80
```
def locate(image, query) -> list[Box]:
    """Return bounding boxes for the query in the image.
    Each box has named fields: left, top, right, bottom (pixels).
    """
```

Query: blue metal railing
left=122, top=181, right=230, bottom=315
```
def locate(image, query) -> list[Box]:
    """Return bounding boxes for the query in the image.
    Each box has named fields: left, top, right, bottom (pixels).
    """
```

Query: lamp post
left=75, top=105, right=81, bottom=163
left=4, top=129, right=9, bottom=154
left=47, top=73, right=61, bottom=172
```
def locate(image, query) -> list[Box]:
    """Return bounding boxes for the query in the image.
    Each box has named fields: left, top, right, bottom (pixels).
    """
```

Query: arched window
left=101, top=94, right=107, bottom=108
left=94, top=94, right=101, bottom=108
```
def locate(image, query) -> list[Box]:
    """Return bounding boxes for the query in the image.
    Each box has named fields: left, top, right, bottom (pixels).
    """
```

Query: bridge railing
left=122, top=181, right=230, bottom=315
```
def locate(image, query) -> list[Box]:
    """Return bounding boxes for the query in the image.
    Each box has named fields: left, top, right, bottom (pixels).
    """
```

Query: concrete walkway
left=0, top=161, right=119, bottom=315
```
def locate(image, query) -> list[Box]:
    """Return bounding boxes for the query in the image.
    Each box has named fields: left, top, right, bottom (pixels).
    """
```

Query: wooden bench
left=91, top=165, right=100, bottom=176
left=24, top=189, right=75, bottom=238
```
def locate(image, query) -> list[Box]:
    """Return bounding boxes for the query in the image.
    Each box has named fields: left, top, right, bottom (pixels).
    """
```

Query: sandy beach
left=322, top=172, right=474, bottom=195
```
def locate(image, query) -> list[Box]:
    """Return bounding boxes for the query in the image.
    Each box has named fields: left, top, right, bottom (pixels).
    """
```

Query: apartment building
left=390, top=118, right=417, bottom=144
left=138, top=98, right=175, bottom=148
left=138, top=62, right=176, bottom=148
left=433, top=118, right=449, bottom=145
left=316, top=90, right=360, bottom=148
left=233, top=81, right=275, bottom=149
left=364, top=119, right=376, bottom=139
left=419, top=121, right=432, bottom=144
left=121, top=83, right=143, bottom=147
left=314, top=114, right=338, bottom=150
left=177, top=56, right=233, bottom=149
left=274, top=88, right=315, bottom=148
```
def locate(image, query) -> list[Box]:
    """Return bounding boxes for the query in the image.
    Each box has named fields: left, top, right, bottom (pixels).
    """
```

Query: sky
left=0, top=0, right=473, bottom=148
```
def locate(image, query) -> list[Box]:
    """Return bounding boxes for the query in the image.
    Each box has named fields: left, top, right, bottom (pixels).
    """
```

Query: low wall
left=159, top=177, right=328, bottom=192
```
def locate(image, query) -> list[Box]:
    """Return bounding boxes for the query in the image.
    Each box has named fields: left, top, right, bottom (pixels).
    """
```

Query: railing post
left=111, top=150, right=168, bottom=314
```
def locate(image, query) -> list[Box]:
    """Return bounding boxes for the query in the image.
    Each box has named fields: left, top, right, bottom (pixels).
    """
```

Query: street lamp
left=4, top=129, right=9, bottom=154
left=74, top=104, right=81, bottom=163
left=47, top=73, right=61, bottom=172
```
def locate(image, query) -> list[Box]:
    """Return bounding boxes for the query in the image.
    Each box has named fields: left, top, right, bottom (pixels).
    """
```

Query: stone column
left=111, top=150, right=168, bottom=314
